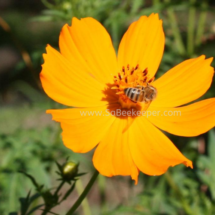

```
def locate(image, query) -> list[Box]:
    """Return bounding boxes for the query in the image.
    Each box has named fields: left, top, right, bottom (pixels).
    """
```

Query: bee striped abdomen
left=124, top=88, right=144, bottom=103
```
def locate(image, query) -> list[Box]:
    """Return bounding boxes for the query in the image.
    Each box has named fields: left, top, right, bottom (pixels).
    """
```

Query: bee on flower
left=40, top=13, right=215, bottom=184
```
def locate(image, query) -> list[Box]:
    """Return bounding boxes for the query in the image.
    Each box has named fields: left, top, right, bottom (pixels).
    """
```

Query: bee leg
left=136, top=85, right=142, bottom=89
left=116, top=91, right=124, bottom=95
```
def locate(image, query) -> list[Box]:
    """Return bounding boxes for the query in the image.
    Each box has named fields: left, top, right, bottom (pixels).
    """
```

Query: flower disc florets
left=111, top=64, right=157, bottom=110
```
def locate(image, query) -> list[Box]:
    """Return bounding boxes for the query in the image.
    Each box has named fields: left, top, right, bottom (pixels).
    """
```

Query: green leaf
left=61, top=182, right=76, bottom=201
left=26, top=204, right=44, bottom=215
left=19, top=191, right=31, bottom=215
left=18, top=171, right=41, bottom=191
left=131, top=0, right=144, bottom=14
left=30, top=16, right=54, bottom=22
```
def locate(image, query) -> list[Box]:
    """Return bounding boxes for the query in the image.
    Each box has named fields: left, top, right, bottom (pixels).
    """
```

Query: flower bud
left=62, top=161, right=78, bottom=180
left=62, top=2, right=71, bottom=10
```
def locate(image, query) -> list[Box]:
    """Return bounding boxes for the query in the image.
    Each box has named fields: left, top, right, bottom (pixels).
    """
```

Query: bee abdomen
left=124, top=88, right=144, bottom=103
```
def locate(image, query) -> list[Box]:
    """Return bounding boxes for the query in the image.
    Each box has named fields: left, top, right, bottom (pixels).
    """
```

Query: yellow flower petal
left=40, top=45, right=108, bottom=107
left=47, top=106, right=115, bottom=153
left=118, top=13, right=164, bottom=79
left=59, top=17, right=118, bottom=84
left=128, top=117, right=192, bottom=176
left=148, top=98, right=215, bottom=137
left=152, top=55, right=214, bottom=108
left=93, top=117, right=139, bottom=184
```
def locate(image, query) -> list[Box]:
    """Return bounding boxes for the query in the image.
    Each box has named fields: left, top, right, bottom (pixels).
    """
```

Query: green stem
left=65, top=170, right=99, bottom=215
left=165, top=171, right=194, bottom=215
left=187, top=0, right=196, bottom=56
left=98, top=175, right=107, bottom=213
left=165, top=171, right=179, bottom=193
left=54, top=181, right=65, bottom=197
left=164, top=0, right=186, bottom=55
left=76, top=178, right=92, bottom=215
left=195, top=0, right=207, bottom=46
left=153, top=0, right=160, bottom=13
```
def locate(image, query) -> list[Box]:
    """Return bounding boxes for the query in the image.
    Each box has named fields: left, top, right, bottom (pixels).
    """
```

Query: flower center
left=112, top=64, right=157, bottom=110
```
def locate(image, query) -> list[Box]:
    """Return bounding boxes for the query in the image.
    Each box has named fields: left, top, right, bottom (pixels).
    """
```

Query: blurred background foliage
left=1, top=0, right=215, bottom=214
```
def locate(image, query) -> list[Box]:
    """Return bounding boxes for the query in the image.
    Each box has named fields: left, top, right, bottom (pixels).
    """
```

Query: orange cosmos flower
left=40, top=13, right=215, bottom=184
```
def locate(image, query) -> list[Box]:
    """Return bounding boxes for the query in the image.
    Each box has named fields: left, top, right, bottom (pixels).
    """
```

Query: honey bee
left=124, top=85, right=157, bottom=103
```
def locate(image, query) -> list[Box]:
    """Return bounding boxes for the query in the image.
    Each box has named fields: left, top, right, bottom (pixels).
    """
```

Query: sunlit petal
left=148, top=98, right=215, bottom=136
left=47, top=106, right=116, bottom=153
left=118, top=13, right=164, bottom=79
left=152, top=56, right=214, bottom=108
left=93, top=117, right=139, bottom=184
left=129, top=117, right=193, bottom=175
left=59, top=17, right=118, bottom=84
